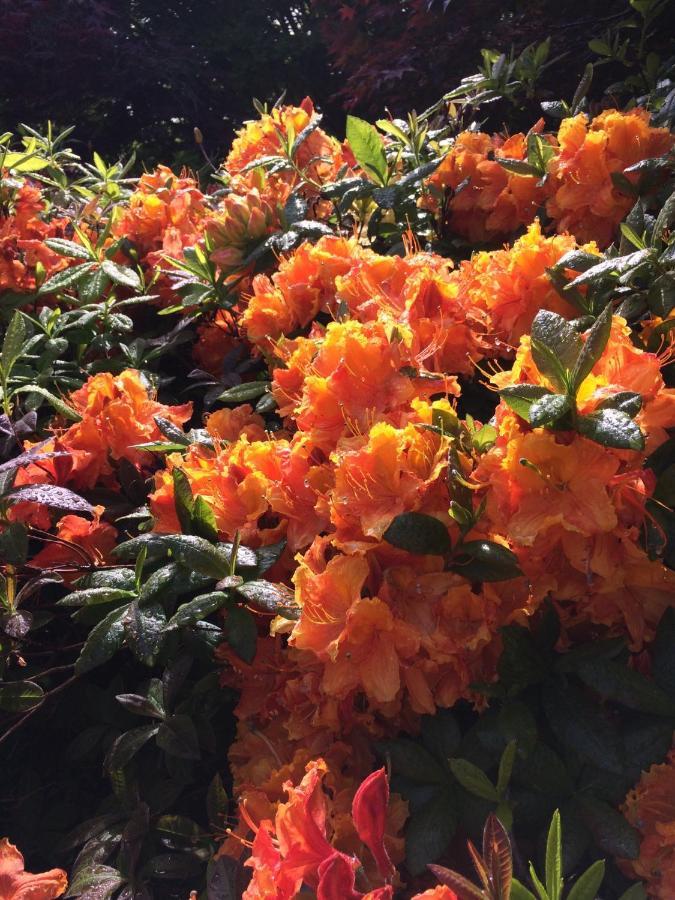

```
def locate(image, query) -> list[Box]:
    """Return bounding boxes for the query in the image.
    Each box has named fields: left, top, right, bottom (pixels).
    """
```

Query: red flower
left=352, top=768, right=395, bottom=881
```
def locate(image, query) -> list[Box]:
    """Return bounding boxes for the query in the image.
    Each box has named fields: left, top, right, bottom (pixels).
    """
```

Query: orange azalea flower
left=29, top=510, right=117, bottom=575
left=273, top=319, right=459, bottom=450
left=476, top=429, right=621, bottom=549
left=112, top=164, right=206, bottom=263
left=453, top=221, right=598, bottom=347
left=620, top=747, right=675, bottom=898
left=206, top=404, right=267, bottom=443
left=225, top=98, right=347, bottom=197
left=423, top=128, right=546, bottom=243
left=546, top=109, right=673, bottom=247
left=57, top=369, right=192, bottom=489
left=329, top=421, right=449, bottom=551
left=242, top=236, right=356, bottom=349
left=0, top=838, right=67, bottom=900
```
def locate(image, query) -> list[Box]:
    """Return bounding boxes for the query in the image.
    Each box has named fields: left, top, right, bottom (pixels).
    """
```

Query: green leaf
left=217, top=381, right=271, bottom=403
left=78, top=266, right=110, bottom=303
left=207, top=773, right=229, bottom=827
left=114, top=534, right=230, bottom=579
left=101, top=259, right=141, bottom=290
left=1, top=311, right=26, bottom=376
left=545, top=810, right=563, bottom=900
left=236, top=579, right=299, bottom=619
left=405, top=789, right=457, bottom=876
left=567, top=250, right=651, bottom=288
left=597, top=392, right=642, bottom=418
left=155, top=813, right=202, bottom=844
left=577, top=409, right=645, bottom=451
left=452, top=541, right=521, bottom=582
left=576, top=658, right=675, bottom=716
left=104, top=724, right=159, bottom=773
left=44, top=237, right=92, bottom=260
left=571, top=303, right=613, bottom=391
left=123, top=600, right=166, bottom=666
left=225, top=605, right=257, bottom=664
left=500, top=384, right=554, bottom=421
left=12, top=384, right=82, bottom=421
left=511, top=879, right=538, bottom=900
left=0, top=680, right=44, bottom=712
left=65, top=863, right=125, bottom=898
left=383, top=511, right=451, bottom=555
left=567, top=860, right=605, bottom=900
left=7, top=483, right=93, bottom=515
left=576, top=796, right=640, bottom=859
left=531, top=310, right=581, bottom=389
left=571, top=63, right=594, bottom=113
left=57, top=588, right=137, bottom=608
left=497, top=158, right=540, bottom=177
left=653, top=188, right=675, bottom=245
left=172, top=468, right=194, bottom=533
left=156, top=714, right=201, bottom=759
left=529, top=393, right=571, bottom=427
left=75, top=605, right=128, bottom=674
left=38, top=261, right=96, bottom=295
left=346, top=115, right=388, bottom=185
left=191, top=495, right=219, bottom=541
left=165, top=592, right=229, bottom=631
left=449, top=757, right=498, bottom=801
left=617, top=885, right=647, bottom=900
left=497, top=740, right=517, bottom=796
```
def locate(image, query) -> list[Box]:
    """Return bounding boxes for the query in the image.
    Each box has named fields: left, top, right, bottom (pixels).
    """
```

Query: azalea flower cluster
left=2, top=98, right=674, bottom=899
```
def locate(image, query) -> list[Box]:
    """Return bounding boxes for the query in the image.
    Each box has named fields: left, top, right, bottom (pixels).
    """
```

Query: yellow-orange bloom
left=546, top=109, right=673, bottom=247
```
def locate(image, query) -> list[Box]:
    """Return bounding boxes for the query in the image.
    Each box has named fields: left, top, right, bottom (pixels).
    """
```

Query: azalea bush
left=0, top=34, right=675, bottom=900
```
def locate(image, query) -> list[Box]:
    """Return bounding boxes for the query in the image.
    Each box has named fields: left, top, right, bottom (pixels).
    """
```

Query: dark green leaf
left=529, top=393, right=571, bottom=427
left=104, top=724, right=159, bottom=773
left=383, top=512, right=451, bottom=555
left=597, top=392, right=642, bottom=418
left=405, top=789, right=457, bottom=875
left=571, top=303, right=613, bottom=391
left=123, top=600, right=166, bottom=666
left=0, top=521, right=28, bottom=565
left=7, top=483, right=93, bottom=514
left=65, top=863, right=125, bottom=898
left=576, top=658, right=675, bottom=716
left=0, top=680, right=43, bottom=712
left=577, top=409, right=645, bottom=451
left=217, top=381, right=270, bottom=403
left=12, top=384, right=81, bottom=421
left=225, top=605, right=257, bottom=664
left=452, top=541, right=521, bottom=582
left=500, top=384, right=553, bottom=420
left=377, top=738, right=447, bottom=783
left=652, top=608, right=675, bottom=696
left=191, top=495, right=219, bottom=541
left=75, top=605, right=128, bottom=674
left=207, top=773, right=229, bottom=827
left=543, top=680, right=623, bottom=773
left=531, top=310, right=581, bottom=389
left=57, top=588, right=136, bottom=608
left=235, top=580, right=299, bottom=619
left=165, top=592, right=229, bottom=631
left=114, top=534, right=230, bottom=579
left=156, top=714, right=201, bottom=760
left=576, top=796, right=640, bottom=859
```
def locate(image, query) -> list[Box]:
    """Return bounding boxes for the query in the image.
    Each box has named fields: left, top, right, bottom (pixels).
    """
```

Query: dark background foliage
left=2, top=0, right=674, bottom=167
